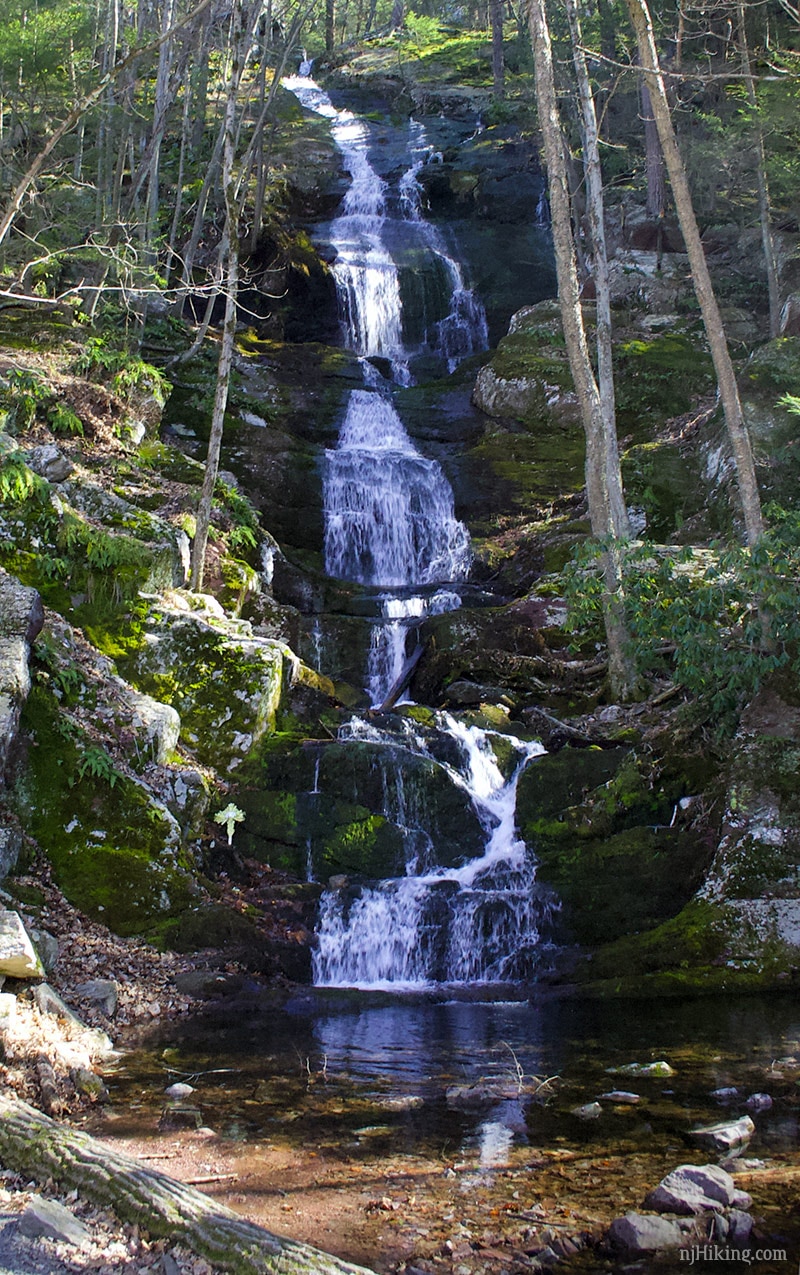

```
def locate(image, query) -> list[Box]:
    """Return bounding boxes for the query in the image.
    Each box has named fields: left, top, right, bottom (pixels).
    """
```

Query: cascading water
left=284, top=70, right=552, bottom=986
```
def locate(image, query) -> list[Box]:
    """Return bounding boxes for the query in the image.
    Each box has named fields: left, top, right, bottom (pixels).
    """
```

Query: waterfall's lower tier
left=311, top=715, right=556, bottom=988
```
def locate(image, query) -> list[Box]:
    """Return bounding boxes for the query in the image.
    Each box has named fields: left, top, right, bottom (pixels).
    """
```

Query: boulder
left=73, top=978, right=118, bottom=1016
left=124, top=688, right=181, bottom=765
left=119, top=593, right=299, bottom=771
left=0, top=824, right=21, bottom=879
left=644, top=1164, right=737, bottom=1214
left=0, top=910, right=44, bottom=978
left=607, top=1212, right=689, bottom=1254
left=18, top=1196, right=91, bottom=1248
left=0, top=569, right=43, bottom=782
left=24, top=443, right=73, bottom=483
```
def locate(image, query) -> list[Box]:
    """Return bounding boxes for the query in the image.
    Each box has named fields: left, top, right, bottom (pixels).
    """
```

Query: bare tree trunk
left=565, top=0, right=627, bottom=540
left=640, top=77, right=665, bottom=226
left=737, top=0, right=780, bottom=338
left=491, top=0, right=505, bottom=99
left=625, top=0, right=764, bottom=546
left=528, top=0, right=636, bottom=700
left=326, top=0, right=335, bottom=52
left=191, top=0, right=260, bottom=592
left=165, top=65, right=193, bottom=285
left=0, top=1097, right=374, bottom=1275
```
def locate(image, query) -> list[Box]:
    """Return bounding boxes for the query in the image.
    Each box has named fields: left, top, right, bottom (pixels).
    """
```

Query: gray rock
left=18, top=1197, right=90, bottom=1248
left=24, top=444, right=73, bottom=483
left=727, top=1210, right=754, bottom=1244
left=71, top=1066, right=109, bottom=1102
left=0, top=911, right=43, bottom=978
left=711, top=1087, right=739, bottom=1102
left=644, top=1163, right=736, bottom=1215
left=745, top=1092, right=772, bottom=1112
left=0, top=827, right=21, bottom=880
left=158, top=1104, right=203, bottom=1131
left=164, top=1082, right=194, bottom=1099
left=0, top=570, right=44, bottom=645
left=73, top=978, right=117, bottom=1016
left=32, top=983, right=84, bottom=1024
left=688, top=1115, right=755, bottom=1153
left=598, top=1091, right=641, bottom=1104
left=607, top=1212, right=688, bottom=1254
left=571, top=1102, right=603, bottom=1120
left=0, top=570, right=43, bottom=784
left=26, top=928, right=58, bottom=973
left=124, top=689, right=180, bottom=764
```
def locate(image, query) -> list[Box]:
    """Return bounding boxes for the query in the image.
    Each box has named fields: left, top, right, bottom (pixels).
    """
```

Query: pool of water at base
left=104, top=988, right=800, bottom=1274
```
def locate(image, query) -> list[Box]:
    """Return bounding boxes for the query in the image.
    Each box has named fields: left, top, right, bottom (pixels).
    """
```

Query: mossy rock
left=516, top=746, right=631, bottom=828
left=255, top=735, right=486, bottom=874
left=160, top=903, right=263, bottom=955
left=742, top=335, right=800, bottom=396
left=115, top=598, right=295, bottom=771
left=613, top=332, right=714, bottom=436
left=535, top=825, right=705, bottom=946
left=622, top=439, right=707, bottom=541
left=12, top=685, right=197, bottom=936
left=703, top=734, right=800, bottom=901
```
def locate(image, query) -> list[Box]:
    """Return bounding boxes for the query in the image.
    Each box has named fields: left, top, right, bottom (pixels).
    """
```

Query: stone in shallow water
left=644, top=1163, right=737, bottom=1214
left=598, top=1090, right=640, bottom=1104
left=608, top=1212, right=689, bottom=1254
left=688, top=1115, right=755, bottom=1153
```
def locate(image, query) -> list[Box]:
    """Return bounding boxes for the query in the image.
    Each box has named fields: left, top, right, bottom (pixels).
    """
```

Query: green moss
left=576, top=899, right=736, bottom=996
left=11, top=685, right=195, bottom=935
left=744, top=336, right=800, bottom=394
left=614, top=333, right=714, bottom=434
left=160, top=903, right=262, bottom=954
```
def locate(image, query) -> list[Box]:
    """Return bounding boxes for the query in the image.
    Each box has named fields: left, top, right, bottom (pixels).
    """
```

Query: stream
left=105, top=72, right=800, bottom=1274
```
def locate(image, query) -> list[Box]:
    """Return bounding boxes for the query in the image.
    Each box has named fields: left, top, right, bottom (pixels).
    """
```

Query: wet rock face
left=239, top=731, right=486, bottom=881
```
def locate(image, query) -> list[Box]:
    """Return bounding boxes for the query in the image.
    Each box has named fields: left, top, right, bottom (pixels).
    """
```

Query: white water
left=284, top=72, right=548, bottom=986
left=313, top=717, right=548, bottom=987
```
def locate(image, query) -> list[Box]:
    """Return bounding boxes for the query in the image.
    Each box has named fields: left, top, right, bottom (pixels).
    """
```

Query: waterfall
left=284, top=71, right=549, bottom=987
left=313, top=718, right=551, bottom=987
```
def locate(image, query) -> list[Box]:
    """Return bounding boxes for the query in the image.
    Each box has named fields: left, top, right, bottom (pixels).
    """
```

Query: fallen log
left=0, top=1096, right=375, bottom=1275
left=373, top=641, right=425, bottom=715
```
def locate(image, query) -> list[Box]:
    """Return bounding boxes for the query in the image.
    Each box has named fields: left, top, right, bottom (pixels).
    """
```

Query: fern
left=0, top=454, right=47, bottom=505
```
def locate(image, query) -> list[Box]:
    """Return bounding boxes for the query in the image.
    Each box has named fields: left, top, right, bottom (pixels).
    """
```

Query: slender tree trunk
left=165, top=66, right=193, bottom=285
left=528, top=0, right=636, bottom=700
left=326, top=0, right=335, bottom=52
left=737, top=0, right=780, bottom=338
left=624, top=0, right=764, bottom=546
left=640, top=77, right=665, bottom=224
left=491, top=0, right=505, bottom=99
left=191, top=0, right=259, bottom=592
left=565, top=0, right=627, bottom=539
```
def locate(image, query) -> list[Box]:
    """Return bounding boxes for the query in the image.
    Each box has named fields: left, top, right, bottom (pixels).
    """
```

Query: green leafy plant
left=0, top=453, right=48, bottom=505
left=48, top=402, right=85, bottom=437
left=0, top=367, right=51, bottom=430
left=72, top=338, right=169, bottom=403
left=565, top=512, right=800, bottom=733
left=71, top=744, right=122, bottom=789
left=213, top=478, right=260, bottom=558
